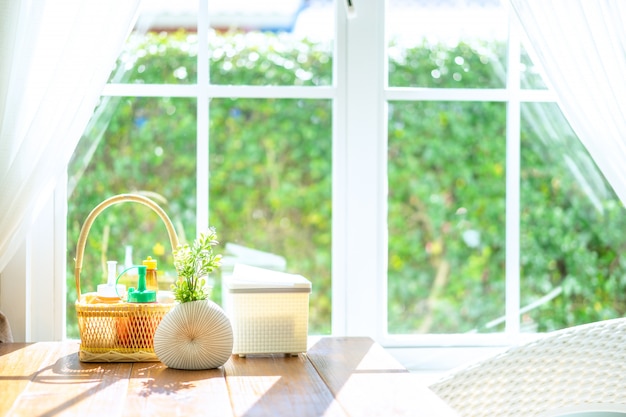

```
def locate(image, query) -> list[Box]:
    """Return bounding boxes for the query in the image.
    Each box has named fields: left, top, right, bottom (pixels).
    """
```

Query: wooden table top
left=0, top=337, right=458, bottom=417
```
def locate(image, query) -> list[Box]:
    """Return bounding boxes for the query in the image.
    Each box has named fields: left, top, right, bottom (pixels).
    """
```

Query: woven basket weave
left=74, top=194, right=178, bottom=362
left=430, top=318, right=626, bottom=417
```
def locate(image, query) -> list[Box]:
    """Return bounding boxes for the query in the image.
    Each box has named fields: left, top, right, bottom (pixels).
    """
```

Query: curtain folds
left=0, top=0, right=140, bottom=272
left=509, top=0, right=626, bottom=204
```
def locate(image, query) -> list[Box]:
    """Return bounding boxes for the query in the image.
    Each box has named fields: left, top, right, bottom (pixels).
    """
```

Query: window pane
left=208, top=1, right=333, bottom=86
left=108, top=1, right=198, bottom=84
left=520, top=44, right=547, bottom=90
left=387, top=101, right=506, bottom=334
left=110, top=1, right=334, bottom=86
left=209, top=98, right=333, bottom=334
left=520, top=102, right=626, bottom=332
left=66, top=97, right=197, bottom=338
left=387, top=0, right=507, bottom=88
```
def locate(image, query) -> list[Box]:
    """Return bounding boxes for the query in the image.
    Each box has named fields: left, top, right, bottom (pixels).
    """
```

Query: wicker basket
left=74, top=194, right=178, bottom=362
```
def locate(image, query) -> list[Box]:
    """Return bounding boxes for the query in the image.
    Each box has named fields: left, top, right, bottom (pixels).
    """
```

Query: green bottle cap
left=118, top=265, right=157, bottom=303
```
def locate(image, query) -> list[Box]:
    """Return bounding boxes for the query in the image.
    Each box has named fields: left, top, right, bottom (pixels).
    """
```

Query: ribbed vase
left=154, top=299, right=233, bottom=370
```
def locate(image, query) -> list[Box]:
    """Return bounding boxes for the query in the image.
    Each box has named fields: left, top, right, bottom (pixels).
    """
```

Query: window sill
left=386, top=345, right=509, bottom=381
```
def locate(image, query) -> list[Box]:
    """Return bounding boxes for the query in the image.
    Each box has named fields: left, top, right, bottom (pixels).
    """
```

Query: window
left=65, top=0, right=626, bottom=348
left=66, top=0, right=334, bottom=338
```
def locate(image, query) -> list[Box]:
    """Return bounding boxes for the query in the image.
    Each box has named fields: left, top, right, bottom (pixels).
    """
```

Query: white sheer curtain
left=509, top=0, right=626, bottom=204
left=0, top=0, right=141, bottom=272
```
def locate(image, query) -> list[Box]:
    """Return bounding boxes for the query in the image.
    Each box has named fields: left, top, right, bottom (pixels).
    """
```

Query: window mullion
left=342, top=0, right=386, bottom=338
left=197, top=0, right=209, bottom=235
left=505, top=6, right=522, bottom=334
left=332, top=0, right=349, bottom=336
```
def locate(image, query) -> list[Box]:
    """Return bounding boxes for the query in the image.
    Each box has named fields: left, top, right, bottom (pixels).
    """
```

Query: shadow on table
left=1, top=343, right=224, bottom=417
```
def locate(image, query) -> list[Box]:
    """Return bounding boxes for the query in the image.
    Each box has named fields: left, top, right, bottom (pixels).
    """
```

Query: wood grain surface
left=0, top=338, right=458, bottom=417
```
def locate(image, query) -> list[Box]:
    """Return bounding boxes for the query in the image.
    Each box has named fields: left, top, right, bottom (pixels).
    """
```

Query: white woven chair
left=429, top=318, right=626, bottom=417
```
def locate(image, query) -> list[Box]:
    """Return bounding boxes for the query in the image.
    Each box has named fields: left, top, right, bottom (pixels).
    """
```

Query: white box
left=224, top=264, right=312, bottom=356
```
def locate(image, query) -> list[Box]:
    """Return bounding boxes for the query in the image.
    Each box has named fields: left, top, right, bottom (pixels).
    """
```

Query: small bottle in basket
left=92, top=260, right=126, bottom=303
left=142, top=256, right=159, bottom=292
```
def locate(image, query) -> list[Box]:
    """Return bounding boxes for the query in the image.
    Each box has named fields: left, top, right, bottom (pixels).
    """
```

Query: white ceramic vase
left=154, top=299, right=233, bottom=370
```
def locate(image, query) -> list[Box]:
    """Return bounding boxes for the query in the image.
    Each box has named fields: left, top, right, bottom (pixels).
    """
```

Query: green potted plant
left=171, top=228, right=222, bottom=302
left=154, top=227, right=234, bottom=370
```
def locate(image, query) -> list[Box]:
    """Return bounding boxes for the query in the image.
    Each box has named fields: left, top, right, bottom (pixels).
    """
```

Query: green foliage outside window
left=66, top=30, right=626, bottom=339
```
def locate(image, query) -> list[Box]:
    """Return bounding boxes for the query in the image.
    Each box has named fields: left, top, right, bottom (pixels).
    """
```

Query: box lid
left=226, top=264, right=311, bottom=293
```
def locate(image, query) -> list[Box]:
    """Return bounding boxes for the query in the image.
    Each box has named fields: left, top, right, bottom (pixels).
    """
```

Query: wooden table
left=0, top=337, right=458, bottom=417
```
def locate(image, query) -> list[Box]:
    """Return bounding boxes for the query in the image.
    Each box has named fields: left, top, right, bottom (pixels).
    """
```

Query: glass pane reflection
left=387, top=100, right=506, bottom=334
left=387, top=0, right=508, bottom=88
left=209, top=98, right=333, bottom=334
left=520, top=102, right=626, bottom=332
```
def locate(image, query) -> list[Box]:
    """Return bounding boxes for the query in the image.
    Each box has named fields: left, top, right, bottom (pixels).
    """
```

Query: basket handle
left=74, top=193, right=180, bottom=300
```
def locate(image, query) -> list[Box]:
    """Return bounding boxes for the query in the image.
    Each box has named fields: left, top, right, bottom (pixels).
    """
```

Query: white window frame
left=345, top=0, right=557, bottom=348
left=37, top=0, right=557, bottom=349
